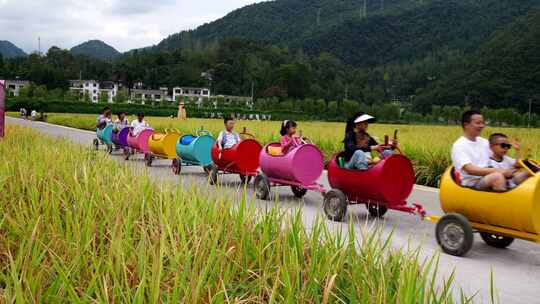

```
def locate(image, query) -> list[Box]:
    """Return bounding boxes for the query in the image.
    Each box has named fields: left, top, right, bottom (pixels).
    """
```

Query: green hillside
left=0, top=40, right=26, bottom=59
left=70, top=40, right=120, bottom=60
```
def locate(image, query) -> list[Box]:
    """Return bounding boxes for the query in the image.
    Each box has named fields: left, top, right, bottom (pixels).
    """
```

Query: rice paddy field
left=0, top=125, right=475, bottom=303
left=31, top=113, right=540, bottom=187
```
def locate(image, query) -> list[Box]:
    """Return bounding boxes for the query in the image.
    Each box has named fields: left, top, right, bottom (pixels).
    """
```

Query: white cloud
left=0, top=0, right=264, bottom=53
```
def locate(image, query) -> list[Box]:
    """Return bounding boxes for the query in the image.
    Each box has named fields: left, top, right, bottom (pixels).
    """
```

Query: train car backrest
left=451, top=167, right=462, bottom=185
left=266, top=143, right=283, bottom=156
left=180, top=135, right=195, bottom=145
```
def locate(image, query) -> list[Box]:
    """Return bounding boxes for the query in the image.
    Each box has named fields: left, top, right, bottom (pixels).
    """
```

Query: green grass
left=0, top=125, right=474, bottom=302
left=11, top=112, right=540, bottom=187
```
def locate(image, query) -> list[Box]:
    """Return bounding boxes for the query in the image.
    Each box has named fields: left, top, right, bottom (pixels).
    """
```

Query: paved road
left=7, top=117, right=540, bottom=303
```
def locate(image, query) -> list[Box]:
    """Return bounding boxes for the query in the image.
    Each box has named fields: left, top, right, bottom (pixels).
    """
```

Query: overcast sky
left=0, top=0, right=264, bottom=53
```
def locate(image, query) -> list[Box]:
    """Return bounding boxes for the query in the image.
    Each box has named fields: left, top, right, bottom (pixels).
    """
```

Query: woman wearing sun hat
left=342, top=112, right=386, bottom=169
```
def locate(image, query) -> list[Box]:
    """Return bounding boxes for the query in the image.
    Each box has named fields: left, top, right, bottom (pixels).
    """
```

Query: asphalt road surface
left=7, top=117, right=540, bottom=303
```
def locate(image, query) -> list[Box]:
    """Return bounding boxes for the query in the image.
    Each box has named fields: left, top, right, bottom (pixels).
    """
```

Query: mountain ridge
left=0, top=40, right=27, bottom=58
left=70, top=40, right=120, bottom=60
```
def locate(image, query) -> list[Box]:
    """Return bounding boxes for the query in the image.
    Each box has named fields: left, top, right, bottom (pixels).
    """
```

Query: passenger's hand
left=512, top=139, right=521, bottom=151
left=502, top=169, right=515, bottom=178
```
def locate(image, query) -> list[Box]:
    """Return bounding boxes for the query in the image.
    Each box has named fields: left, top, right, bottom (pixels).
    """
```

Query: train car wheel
left=239, top=175, right=252, bottom=184
left=480, top=233, right=514, bottom=249
left=436, top=213, right=474, bottom=257
left=107, top=145, right=113, bottom=154
left=254, top=174, right=270, bottom=200
left=367, top=203, right=388, bottom=218
left=209, top=165, right=219, bottom=185
left=144, top=154, right=153, bottom=167
left=291, top=186, right=308, bottom=198
left=172, top=158, right=182, bottom=175
left=123, top=148, right=130, bottom=160
left=93, top=139, right=99, bottom=151
left=323, top=189, right=348, bottom=222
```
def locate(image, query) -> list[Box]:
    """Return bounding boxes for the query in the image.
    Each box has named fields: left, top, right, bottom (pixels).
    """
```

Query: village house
left=5, top=80, right=30, bottom=97
left=69, top=80, right=119, bottom=103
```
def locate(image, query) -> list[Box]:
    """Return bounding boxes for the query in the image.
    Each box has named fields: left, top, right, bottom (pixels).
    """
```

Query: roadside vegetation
left=0, top=125, right=472, bottom=302
left=18, top=112, right=540, bottom=187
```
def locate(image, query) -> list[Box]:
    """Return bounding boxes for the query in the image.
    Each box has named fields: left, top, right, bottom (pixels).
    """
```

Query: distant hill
left=154, top=0, right=540, bottom=67
left=70, top=40, right=120, bottom=60
left=0, top=40, right=27, bottom=58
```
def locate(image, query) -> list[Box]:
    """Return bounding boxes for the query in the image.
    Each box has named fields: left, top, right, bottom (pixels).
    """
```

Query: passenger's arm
left=462, top=164, right=514, bottom=178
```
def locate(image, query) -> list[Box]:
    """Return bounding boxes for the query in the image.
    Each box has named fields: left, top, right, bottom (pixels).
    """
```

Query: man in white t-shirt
left=130, top=112, right=150, bottom=136
left=451, top=110, right=513, bottom=191
left=217, top=116, right=241, bottom=150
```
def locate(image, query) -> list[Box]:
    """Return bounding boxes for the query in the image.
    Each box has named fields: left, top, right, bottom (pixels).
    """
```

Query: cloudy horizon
left=0, top=0, right=264, bottom=53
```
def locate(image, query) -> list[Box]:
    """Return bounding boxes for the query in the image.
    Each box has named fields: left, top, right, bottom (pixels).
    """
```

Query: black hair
left=345, top=112, right=365, bottom=134
left=224, top=116, right=234, bottom=124
left=280, top=120, right=297, bottom=136
left=116, top=111, right=126, bottom=117
left=102, top=106, right=111, bottom=113
left=137, top=112, right=145, bottom=117
left=461, top=110, right=482, bottom=128
left=489, top=133, right=507, bottom=145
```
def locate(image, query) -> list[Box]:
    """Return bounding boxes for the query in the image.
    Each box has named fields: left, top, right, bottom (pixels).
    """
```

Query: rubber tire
left=323, top=189, right=348, bottom=222
left=480, top=233, right=515, bottom=249
left=123, top=148, right=130, bottom=160
left=107, top=145, right=113, bottom=154
left=367, top=203, right=388, bottom=218
left=291, top=186, right=308, bottom=198
left=209, top=165, right=219, bottom=185
left=144, top=154, right=153, bottom=167
left=436, top=213, right=474, bottom=257
left=93, top=139, right=99, bottom=151
left=239, top=175, right=252, bottom=184
left=254, top=174, right=271, bottom=200
left=172, top=158, right=182, bottom=175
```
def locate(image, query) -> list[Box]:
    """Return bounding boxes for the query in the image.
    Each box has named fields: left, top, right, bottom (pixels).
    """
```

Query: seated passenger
left=280, top=120, right=304, bottom=154
left=217, top=116, right=241, bottom=151
left=96, top=107, right=112, bottom=129
left=451, top=110, right=515, bottom=192
left=130, top=112, right=150, bottom=136
left=345, top=132, right=380, bottom=170
left=488, top=133, right=529, bottom=188
left=113, top=112, right=129, bottom=133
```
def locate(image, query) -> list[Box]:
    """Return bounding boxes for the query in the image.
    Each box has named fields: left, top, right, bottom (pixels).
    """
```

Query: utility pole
left=38, top=37, right=41, bottom=55
left=363, top=0, right=368, bottom=18
left=317, top=8, right=321, bottom=26
left=380, top=0, right=384, bottom=11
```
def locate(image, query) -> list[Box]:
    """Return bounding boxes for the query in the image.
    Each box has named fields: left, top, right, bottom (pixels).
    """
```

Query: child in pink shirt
left=280, top=120, right=304, bottom=154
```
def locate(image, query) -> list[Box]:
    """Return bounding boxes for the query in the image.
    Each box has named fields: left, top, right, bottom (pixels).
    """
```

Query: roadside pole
left=0, top=80, right=5, bottom=138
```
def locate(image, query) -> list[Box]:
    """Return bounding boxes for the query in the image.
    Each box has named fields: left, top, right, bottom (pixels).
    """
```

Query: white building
left=130, top=88, right=169, bottom=104
left=69, top=80, right=118, bottom=103
left=5, top=80, right=30, bottom=97
left=173, top=87, right=210, bottom=102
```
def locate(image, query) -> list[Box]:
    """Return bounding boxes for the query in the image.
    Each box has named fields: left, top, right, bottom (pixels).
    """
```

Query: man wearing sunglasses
left=488, top=133, right=529, bottom=188
left=451, top=110, right=516, bottom=192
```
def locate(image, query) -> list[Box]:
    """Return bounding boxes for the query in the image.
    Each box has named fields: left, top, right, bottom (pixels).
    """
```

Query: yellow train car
left=429, top=160, right=540, bottom=256
left=145, top=129, right=182, bottom=167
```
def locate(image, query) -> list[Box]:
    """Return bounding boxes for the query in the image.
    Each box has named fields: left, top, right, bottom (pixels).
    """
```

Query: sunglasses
left=498, top=143, right=512, bottom=149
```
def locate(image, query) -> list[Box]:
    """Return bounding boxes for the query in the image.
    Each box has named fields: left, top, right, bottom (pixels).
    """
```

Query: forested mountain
left=0, top=41, right=26, bottom=59
left=70, top=40, right=120, bottom=60
left=155, top=0, right=540, bottom=67
left=415, top=9, right=540, bottom=110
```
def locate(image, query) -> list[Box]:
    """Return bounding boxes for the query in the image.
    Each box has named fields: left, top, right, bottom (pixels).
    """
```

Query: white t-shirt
left=217, top=130, right=241, bottom=149
left=488, top=156, right=516, bottom=170
left=131, top=119, right=150, bottom=136
left=451, top=136, right=491, bottom=186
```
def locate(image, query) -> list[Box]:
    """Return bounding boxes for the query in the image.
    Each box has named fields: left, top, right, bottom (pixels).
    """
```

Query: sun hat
left=354, top=114, right=376, bottom=123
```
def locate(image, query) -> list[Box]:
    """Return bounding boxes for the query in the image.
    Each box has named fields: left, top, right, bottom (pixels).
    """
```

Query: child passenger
left=113, top=112, right=129, bottom=133
left=488, top=133, right=529, bottom=188
left=280, top=120, right=304, bottom=154
left=346, top=132, right=380, bottom=170
left=96, top=107, right=112, bottom=129
left=217, top=116, right=241, bottom=150
left=130, top=112, right=150, bottom=136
